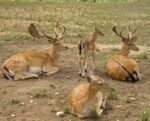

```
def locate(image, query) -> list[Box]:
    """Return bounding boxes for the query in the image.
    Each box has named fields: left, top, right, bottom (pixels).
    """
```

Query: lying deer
left=68, top=72, right=114, bottom=119
left=1, top=21, right=68, bottom=80
left=106, top=26, right=141, bottom=82
left=77, top=27, right=104, bottom=77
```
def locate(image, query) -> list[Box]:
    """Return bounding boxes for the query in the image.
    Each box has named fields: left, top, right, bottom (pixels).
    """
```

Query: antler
left=127, top=26, right=137, bottom=35
left=112, top=26, right=125, bottom=39
left=28, top=23, right=54, bottom=43
left=132, top=28, right=137, bottom=35
left=54, top=21, right=66, bottom=38
left=55, top=21, right=61, bottom=36
left=28, top=23, right=44, bottom=38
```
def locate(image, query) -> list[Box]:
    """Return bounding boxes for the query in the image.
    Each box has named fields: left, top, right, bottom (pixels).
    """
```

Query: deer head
left=85, top=73, right=114, bottom=92
left=94, top=27, right=104, bottom=36
left=28, top=21, right=68, bottom=51
left=112, top=26, right=139, bottom=51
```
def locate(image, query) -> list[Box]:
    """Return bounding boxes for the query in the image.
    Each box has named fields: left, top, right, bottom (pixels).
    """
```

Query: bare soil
left=0, top=40, right=150, bottom=121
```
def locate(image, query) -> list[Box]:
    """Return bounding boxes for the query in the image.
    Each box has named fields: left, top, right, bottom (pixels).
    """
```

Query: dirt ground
left=0, top=40, right=149, bottom=121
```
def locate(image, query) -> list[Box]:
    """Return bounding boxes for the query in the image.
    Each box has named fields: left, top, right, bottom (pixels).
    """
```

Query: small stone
left=56, top=111, right=64, bottom=117
left=116, top=105, right=122, bottom=108
left=116, top=120, right=120, bottom=121
left=20, top=102, right=25, bottom=106
left=148, top=103, right=150, bottom=107
left=130, top=97, right=135, bottom=101
left=55, top=92, right=59, bottom=95
left=11, top=114, right=16, bottom=117
left=29, top=100, right=34, bottom=103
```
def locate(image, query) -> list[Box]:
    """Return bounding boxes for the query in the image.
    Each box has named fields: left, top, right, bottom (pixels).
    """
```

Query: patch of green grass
left=16, top=33, right=31, bottom=41
left=131, top=51, right=149, bottom=61
left=77, top=33, right=83, bottom=38
left=63, top=107, right=70, bottom=114
left=10, top=98, right=20, bottom=104
left=124, top=96, right=132, bottom=103
left=107, top=91, right=117, bottom=100
left=89, top=110, right=99, bottom=119
left=33, top=89, right=47, bottom=98
left=139, top=109, right=150, bottom=121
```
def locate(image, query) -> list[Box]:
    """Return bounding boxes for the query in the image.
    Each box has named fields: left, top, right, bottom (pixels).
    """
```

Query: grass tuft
left=33, top=89, right=47, bottom=98
left=89, top=110, right=99, bottom=119
left=10, top=98, right=20, bottom=104
left=107, top=91, right=117, bottom=100
left=124, top=96, right=132, bottom=103
left=63, top=107, right=70, bottom=114
left=139, top=109, right=150, bottom=121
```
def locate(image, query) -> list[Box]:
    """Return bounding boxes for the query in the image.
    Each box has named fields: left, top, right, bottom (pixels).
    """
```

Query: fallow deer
left=1, top=21, right=68, bottom=80
left=77, top=27, right=104, bottom=77
left=106, top=26, right=141, bottom=82
left=67, top=72, right=114, bottom=119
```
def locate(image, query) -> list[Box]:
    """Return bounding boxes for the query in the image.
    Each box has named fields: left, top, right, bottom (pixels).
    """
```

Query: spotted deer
left=1, top=21, right=68, bottom=80
left=106, top=26, right=141, bottom=82
left=77, top=27, right=104, bottom=77
left=67, top=72, right=114, bottom=119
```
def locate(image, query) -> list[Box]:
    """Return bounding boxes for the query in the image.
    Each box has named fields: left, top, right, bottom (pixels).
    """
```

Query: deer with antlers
left=68, top=72, right=114, bottom=119
left=106, top=26, right=141, bottom=82
left=1, top=21, right=68, bottom=80
left=77, top=27, right=104, bottom=77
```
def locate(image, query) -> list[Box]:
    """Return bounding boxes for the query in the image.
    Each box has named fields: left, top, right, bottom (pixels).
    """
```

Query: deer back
left=106, top=54, right=139, bottom=81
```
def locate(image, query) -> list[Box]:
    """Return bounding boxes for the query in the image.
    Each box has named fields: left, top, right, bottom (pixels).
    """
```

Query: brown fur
left=68, top=74, right=114, bottom=119
left=77, top=27, right=104, bottom=77
left=106, top=26, right=141, bottom=82
left=1, top=21, right=68, bottom=80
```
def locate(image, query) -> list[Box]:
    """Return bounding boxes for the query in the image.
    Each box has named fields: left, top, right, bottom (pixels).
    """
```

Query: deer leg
left=84, top=57, right=88, bottom=72
left=136, top=70, right=142, bottom=81
left=95, top=92, right=103, bottom=117
left=82, top=58, right=86, bottom=78
left=46, top=67, right=59, bottom=76
left=76, top=113, right=85, bottom=119
left=78, top=58, right=82, bottom=77
left=92, top=52, right=96, bottom=71
left=14, top=72, right=38, bottom=81
left=42, top=64, right=59, bottom=76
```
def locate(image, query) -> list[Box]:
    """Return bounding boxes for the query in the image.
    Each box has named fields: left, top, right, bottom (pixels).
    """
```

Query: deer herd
left=1, top=21, right=141, bottom=119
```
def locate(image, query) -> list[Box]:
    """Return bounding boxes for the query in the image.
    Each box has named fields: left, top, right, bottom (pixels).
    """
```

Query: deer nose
left=65, top=46, right=68, bottom=49
left=136, top=47, right=139, bottom=51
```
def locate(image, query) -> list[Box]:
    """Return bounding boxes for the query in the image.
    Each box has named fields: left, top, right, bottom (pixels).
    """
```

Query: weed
left=139, top=109, right=150, bottom=121
left=63, top=107, right=70, bottom=114
left=124, top=96, right=132, bottom=103
left=10, top=98, right=20, bottom=104
left=33, top=89, right=47, bottom=98
left=89, top=110, right=99, bottom=119
left=107, top=91, right=117, bottom=100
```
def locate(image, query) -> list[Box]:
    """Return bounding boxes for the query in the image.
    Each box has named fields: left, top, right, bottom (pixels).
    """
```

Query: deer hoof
left=84, top=69, right=88, bottom=72
left=79, top=73, right=82, bottom=77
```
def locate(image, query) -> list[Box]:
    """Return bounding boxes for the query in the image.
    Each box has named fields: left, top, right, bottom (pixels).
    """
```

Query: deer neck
left=90, top=32, right=98, bottom=43
left=118, top=44, right=130, bottom=57
left=50, top=44, right=60, bottom=61
left=88, top=85, right=99, bottom=100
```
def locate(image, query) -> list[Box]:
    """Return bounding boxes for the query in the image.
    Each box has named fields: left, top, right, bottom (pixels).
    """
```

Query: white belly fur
left=28, top=67, right=42, bottom=74
left=81, top=102, right=93, bottom=117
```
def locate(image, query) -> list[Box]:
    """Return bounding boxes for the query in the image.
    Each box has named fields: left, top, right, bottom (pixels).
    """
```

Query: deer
left=106, top=26, right=141, bottom=82
left=77, top=27, right=104, bottom=77
left=67, top=72, right=114, bottom=119
left=1, top=21, right=68, bottom=81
